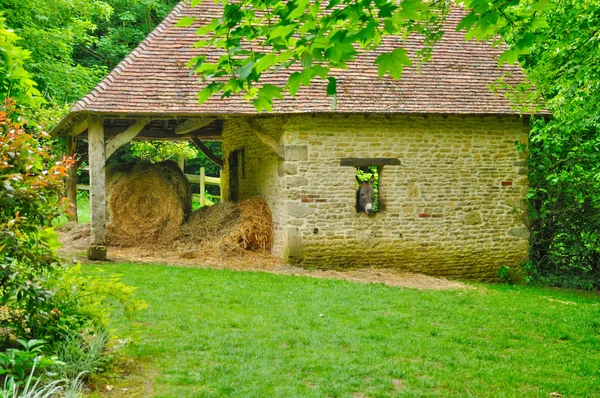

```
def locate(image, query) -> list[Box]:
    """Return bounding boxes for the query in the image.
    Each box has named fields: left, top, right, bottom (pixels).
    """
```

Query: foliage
left=0, top=0, right=111, bottom=106
left=0, top=14, right=41, bottom=108
left=184, top=141, right=222, bottom=178
left=0, top=100, right=73, bottom=342
left=527, top=119, right=600, bottom=289
left=47, top=265, right=147, bottom=338
left=0, top=340, right=62, bottom=387
left=0, top=0, right=178, bottom=126
left=129, top=140, right=198, bottom=164
left=186, top=0, right=550, bottom=112
left=78, top=0, right=179, bottom=71
left=1, top=100, right=145, bottom=348
left=508, top=0, right=600, bottom=288
left=51, top=330, right=109, bottom=380
left=1, top=374, right=65, bottom=398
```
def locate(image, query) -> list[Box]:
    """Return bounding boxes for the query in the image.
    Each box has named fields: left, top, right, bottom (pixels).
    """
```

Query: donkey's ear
left=369, top=176, right=375, bottom=184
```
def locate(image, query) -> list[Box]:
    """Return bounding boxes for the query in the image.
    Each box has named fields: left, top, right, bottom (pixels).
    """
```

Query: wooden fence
left=77, top=166, right=221, bottom=206
left=185, top=167, right=222, bottom=206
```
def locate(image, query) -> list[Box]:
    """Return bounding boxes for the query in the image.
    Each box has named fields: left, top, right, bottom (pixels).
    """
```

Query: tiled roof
left=66, top=1, right=528, bottom=122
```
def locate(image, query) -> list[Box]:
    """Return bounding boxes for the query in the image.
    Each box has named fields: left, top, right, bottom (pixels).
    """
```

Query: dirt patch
left=88, top=356, right=157, bottom=398
left=57, top=223, right=467, bottom=291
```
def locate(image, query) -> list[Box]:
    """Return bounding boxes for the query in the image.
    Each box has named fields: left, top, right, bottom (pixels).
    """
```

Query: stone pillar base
left=87, top=245, right=107, bottom=261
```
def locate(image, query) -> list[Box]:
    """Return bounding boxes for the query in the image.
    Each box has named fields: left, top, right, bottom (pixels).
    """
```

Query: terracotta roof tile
left=68, top=1, right=527, bottom=119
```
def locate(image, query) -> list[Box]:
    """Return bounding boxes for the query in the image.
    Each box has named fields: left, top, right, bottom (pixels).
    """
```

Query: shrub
left=527, top=118, right=600, bottom=289
left=0, top=340, right=62, bottom=387
left=0, top=99, right=73, bottom=345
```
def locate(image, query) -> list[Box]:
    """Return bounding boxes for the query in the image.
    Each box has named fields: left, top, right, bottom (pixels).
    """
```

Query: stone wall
left=221, top=118, right=286, bottom=255
left=223, top=114, right=530, bottom=280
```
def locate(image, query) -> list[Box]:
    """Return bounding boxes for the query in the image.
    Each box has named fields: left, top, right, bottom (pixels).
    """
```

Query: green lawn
left=87, top=263, right=600, bottom=397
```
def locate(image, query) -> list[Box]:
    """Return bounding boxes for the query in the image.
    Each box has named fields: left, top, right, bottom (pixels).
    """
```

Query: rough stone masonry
left=222, top=114, right=530, bottom=280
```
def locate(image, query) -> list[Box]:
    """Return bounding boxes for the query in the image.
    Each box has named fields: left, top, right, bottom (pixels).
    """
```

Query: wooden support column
left=66, top=135, right=78, bottom=222
left=87, top=116, right=107, bottom=260
left=199, top=167, right=206, bottom=207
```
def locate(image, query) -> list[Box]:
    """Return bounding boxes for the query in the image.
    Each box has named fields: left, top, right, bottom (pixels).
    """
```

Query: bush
left=0, top=340, right=62, bottom=387
left=528, top=118, right=600, bottom=289
left=0, top=99, right=73, bottom=345
left=1, top=99, right=145, bottom=348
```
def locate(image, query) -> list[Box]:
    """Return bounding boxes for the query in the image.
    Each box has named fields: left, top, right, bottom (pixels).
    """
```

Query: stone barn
left=52, top=1, right=531, bottom=279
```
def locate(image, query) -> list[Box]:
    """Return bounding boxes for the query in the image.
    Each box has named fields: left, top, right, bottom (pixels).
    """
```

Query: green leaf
left=269, top=24, right=297, bottom=40
left=288, top=72, right=303, bottom=96
left=191, top=0, right=204, bottom=6
left=375, top=48, right=412, bottom=79
left=398, top=0, right=426, bottom=20
left=288, top=0, right=310, bottom=21
left=175, top=17, right=196, bottom=28
left=235, top=60, right=254, bottom=79
left=457, top=11, right=477, bottom=32
left=253, top=97, right=272, bottom=113
left=309, top=65, right=330, bottom=79
left=255, top=53, right=277, bottom=74
left=327, top=77, right=337, bottom=96
left=383, top=18, right=397, bottom=34
left=197, top=83, right=221, bottom=104
left=301, top=52, right=313, bottom=68
left=253, top=84, right=284, bottom=113
left=261, top=84, right=283, bottom=100
left=196, top=18, right=220, bottom=35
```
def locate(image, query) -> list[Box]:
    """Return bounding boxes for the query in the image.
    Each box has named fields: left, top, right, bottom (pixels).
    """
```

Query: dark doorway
left=228, top=149, right=240, bottom=202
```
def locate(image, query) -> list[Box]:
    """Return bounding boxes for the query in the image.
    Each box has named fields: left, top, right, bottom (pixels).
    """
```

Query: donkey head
left=356, top=177, right=375, bottom=215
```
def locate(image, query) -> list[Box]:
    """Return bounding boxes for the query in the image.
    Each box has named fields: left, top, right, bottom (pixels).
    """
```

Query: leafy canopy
left=185, top=0, right=551, bottom=112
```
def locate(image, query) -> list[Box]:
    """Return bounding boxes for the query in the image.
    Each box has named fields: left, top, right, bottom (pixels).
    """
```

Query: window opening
left=356, top=166, right=380, bottom=215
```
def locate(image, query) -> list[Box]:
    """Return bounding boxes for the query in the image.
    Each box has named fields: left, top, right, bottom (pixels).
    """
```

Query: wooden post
left=178, top=154, right=185, bottom=172
left=218, top=169, right=222, bottom=203
left=87, top=116, right=107, bottom=260
left=200, top=167, right=206, bottom=207
left=66, top=135, right=78, bottom=222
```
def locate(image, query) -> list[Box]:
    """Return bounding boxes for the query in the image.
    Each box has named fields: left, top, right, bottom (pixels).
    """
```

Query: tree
left=182, top=0, right=550, bottom=111
left=0, top=13, right=42, bottom=108
left=0, top=0, right=179, bottom=126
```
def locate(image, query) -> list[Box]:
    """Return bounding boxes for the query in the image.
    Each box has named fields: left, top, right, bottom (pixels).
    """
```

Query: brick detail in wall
left=301, top=194, right=327, bottom=203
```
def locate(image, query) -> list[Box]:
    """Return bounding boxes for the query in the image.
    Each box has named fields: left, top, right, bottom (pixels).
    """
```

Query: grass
left=52, top=193, right=91, bottom=226
left=85, top=263, right=600, bottom=397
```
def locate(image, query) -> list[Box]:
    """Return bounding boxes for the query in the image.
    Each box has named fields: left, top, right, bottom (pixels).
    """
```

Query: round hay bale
left=227, top=198, right=273, bottom=252
left=106, top=160, right=191, bottom=245
left=179, top=202, right=240, bottom=242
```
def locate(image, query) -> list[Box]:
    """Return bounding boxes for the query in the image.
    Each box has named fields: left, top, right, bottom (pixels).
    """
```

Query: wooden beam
left=185, top=173, right=221, bottom=186
left=175, top=118, right=215, bottom=135
left=247, top=119, right=284, bottom=160
left=191, top=137, right=224, bottom=167
left=88, top=116, right=107, bottom=260
left=105, top=119, right=149, bottom=160
left=340, top=158, right=401, bottom=167
left=66, top=135, right=78, bottom=222
left=69, top=119, right=88, bottom=136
